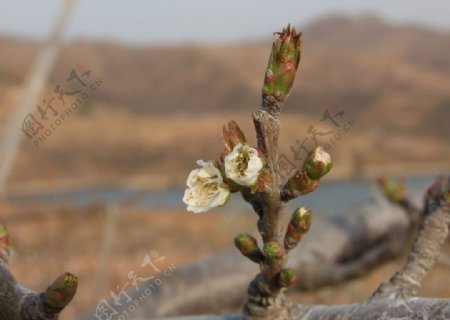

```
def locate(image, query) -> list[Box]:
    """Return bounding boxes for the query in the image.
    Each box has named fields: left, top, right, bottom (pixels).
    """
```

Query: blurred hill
left=0, top=14, right=449, bottom=191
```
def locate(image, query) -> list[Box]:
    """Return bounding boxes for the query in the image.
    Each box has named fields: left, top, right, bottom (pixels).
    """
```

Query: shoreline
left=3, top=162, right=448, bottom=198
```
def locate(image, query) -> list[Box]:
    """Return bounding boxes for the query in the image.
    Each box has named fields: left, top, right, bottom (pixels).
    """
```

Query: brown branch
left=374, top=194, right=450, bottom=297
left=132, top=180, right=447, bottom=319
left=0, top=225, right=77, bottom=320
left=80, top=197, right=418, bottom=319
left=291, top=297, right=450, bottom=319
left=239, top=26, right=305, bottom=319
left=242, top=101, right=288, bottom=319
left=151, top=296, right=450, bottom=320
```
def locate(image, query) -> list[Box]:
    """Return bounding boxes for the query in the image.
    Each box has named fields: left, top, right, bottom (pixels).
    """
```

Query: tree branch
left=147, top=177, right=450, bottom=320
left=0, top=224, right=77, bottom=320
left=374, top=177, right=450, bottom=297
left=152, top=296, right=450, bottom=320
left=80, top=196, right=419, bottom=318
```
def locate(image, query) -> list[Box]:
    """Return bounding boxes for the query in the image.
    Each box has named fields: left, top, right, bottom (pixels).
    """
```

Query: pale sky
left=0, top=0, right=449, bottom=44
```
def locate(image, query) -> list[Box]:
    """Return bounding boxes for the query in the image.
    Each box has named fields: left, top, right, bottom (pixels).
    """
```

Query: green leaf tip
left=263, top=24, right=302, bottom=96
left=377, top=177, right=406, bottom=203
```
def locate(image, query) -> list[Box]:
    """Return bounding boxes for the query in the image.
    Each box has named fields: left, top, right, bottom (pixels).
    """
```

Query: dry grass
left=1, top=202, right=449, bottom=319
left=0, top=95, right=448, bottom=192
left=2, top=203, right=257, bottom=319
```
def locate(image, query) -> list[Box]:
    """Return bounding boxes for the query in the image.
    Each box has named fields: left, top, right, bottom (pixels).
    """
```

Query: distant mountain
left=1, top=15, right=450, bottom=110
left=1, top=14, right=449, bottom=129
left=0, top=14, right=449, bottom=188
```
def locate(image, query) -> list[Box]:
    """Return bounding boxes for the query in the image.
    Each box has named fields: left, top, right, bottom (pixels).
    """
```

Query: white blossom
left=313, top=147, right=330, bottom=164
left=183, top=160, right=230, bottom=213
left=224, top=143, right=263, bottom=186
left=298, top=207, right=309, bottom=217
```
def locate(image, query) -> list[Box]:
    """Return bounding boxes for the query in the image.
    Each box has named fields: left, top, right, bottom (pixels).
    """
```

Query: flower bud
left=222, top=120, right=247, bottom=155
left=263, top=241, right=285, bottom=260
left=234, top=233, right=263, bottom=263
left=0, top=224, right=10, bottom=261
left=286, top=170, right=320, bottom=195
left=284, top=207, right=312, bottom=250
left=377, top=177, right=406, bottom=203
left=303, top=147, right=332, bottom=180
left=426, top=176, right=450, bottom=207
left=44, top=272, right=78, bottom=310
left=278, top=267, right=297, bottom=287
left=263, top=24, right=302, bottom=96
left=292, top=207, right=312, bottom=232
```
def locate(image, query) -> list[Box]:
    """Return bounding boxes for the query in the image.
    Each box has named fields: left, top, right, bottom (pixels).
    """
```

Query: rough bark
left=136, top=183, right=450, bottom=320
left=0, top=247, right=77, bottom=320
left=79, top=196, right=420, bottom=319
left=375, top=186, right=450, bottom=297
left=241, top=106, right=287, bottom=319
left=153, top=296, right=450, bottom=320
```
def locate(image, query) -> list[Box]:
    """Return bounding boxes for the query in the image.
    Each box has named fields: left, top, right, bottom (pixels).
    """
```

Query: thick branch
left=291, top=296, right=450, bottom=320
left=0, top=261, right=77, bottom=320
left=0, top=225, right=77, bottom=320
left=153, top=296, right=450, bottom=320
left=375, top=200, right=450, bottom=297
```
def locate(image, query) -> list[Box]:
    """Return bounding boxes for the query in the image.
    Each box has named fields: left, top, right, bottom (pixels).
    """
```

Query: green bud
left=278, top=267, right=297, bottom=287
left=234, top=233, right=263, bottom=263
left=303, top=147, right=332, bottom=180
left=44, top=272, right=78, bottom=310
left=290, top=207, right=312, bottom=231
left=263, top=241, right=285, bottom=260
left=287, top=170, right=320, bottom=195
left=284, top=207, right=312, bottom=250
left=0, top=224, right=10, bottom=260
left=263, top=24, right=302, bottom=96
left=377, top=177, right=406, bottom=203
